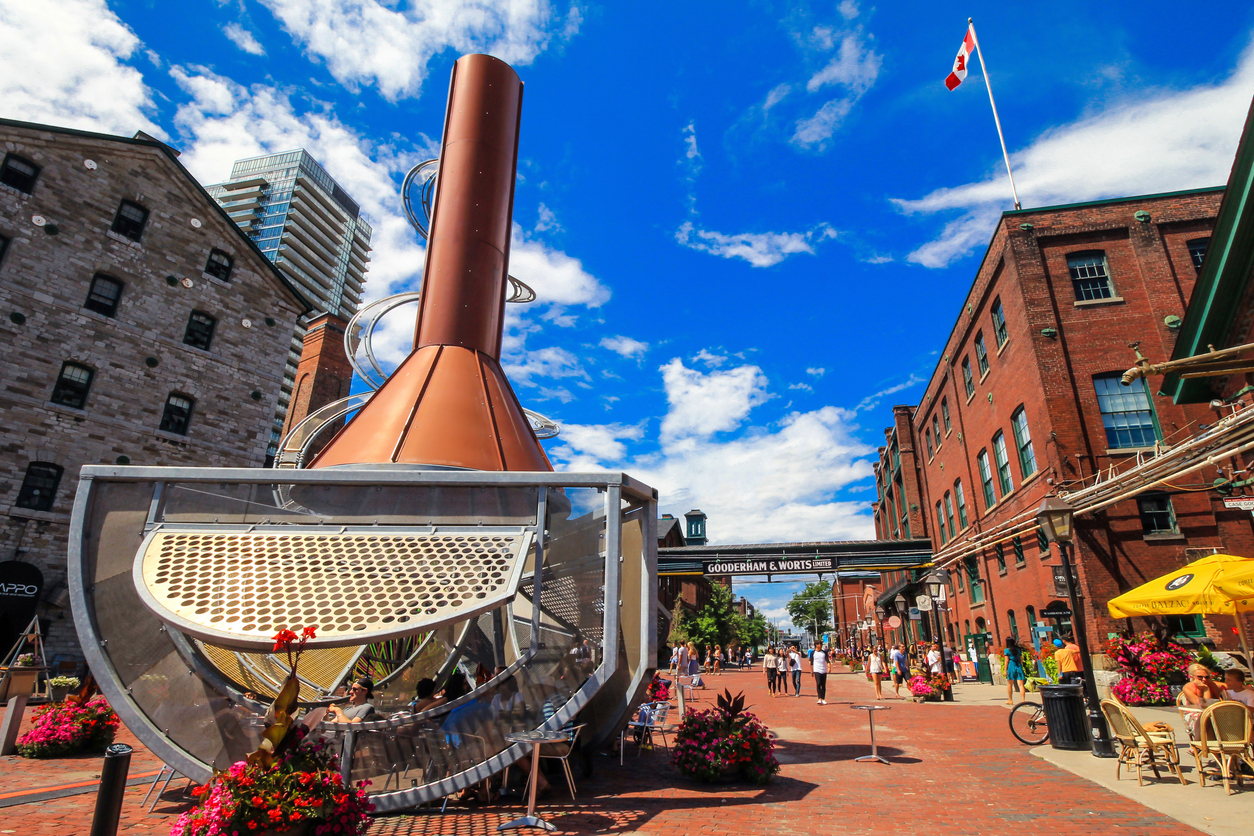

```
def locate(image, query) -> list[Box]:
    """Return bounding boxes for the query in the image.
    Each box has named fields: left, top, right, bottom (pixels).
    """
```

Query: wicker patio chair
left=1189, top=702, right=1253, bottom=795
left=1099, top=699, right=1186, bottom=786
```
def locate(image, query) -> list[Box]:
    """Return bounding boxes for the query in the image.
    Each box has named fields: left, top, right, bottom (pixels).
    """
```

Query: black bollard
left=89, top=743, right=133, bottom=836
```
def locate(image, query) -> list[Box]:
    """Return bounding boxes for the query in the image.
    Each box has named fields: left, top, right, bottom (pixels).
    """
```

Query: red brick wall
left=887, top=190, right=1254, bottom=652
left=279, top=313, right=352, bottom=444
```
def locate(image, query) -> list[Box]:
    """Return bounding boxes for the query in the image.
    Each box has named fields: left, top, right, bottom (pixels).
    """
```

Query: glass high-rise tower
left=207, top=150, right=372, bottom=461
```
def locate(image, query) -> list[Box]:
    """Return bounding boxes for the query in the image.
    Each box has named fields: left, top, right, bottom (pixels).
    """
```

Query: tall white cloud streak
left=895, top=42, right=1254, bottom=268
left=0, top=0, right=160, bottom=137
left=256, top=0, right=579, bottom=101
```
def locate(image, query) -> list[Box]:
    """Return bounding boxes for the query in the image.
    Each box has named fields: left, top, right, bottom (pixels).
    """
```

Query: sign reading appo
left=703, top=557, right=835, bottom=576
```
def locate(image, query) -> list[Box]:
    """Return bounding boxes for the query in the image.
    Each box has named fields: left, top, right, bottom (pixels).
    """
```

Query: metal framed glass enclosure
left=69, top=466, right=657, bottom=811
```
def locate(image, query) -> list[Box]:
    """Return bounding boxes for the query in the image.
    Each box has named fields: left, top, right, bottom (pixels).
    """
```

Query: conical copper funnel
left=310, top=54, right=551, bottom=472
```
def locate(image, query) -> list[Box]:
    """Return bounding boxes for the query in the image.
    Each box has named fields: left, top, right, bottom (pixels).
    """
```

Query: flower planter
left=49, top=685, right=72, bottom=703
left=912, top=696, right=927, bottom=704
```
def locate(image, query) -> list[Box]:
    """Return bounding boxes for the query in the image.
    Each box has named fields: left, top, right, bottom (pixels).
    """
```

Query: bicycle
left=1009, top=701, right=1049, bottom=745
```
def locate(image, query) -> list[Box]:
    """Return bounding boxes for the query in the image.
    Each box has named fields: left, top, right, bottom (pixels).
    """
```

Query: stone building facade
left=0, top=119, right=310, bottom=662
left=875, top=188, right=1254, bottom=659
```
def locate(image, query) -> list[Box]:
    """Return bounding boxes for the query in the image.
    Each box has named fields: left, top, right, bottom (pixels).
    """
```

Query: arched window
left=15, top=461, right=62, bottom=511
left=0, top=153, right=40, bottom=194
left=1007, top=610, right=1019, bottom=638
left=160, top=393, right=194, bottom=435
left=111, top=200, right=149, bottom=241
left=205, top=249, right=234, bottom=281
left=85, top=273, right=123, bottom=317
left=50, top=361, right=93, bottom=408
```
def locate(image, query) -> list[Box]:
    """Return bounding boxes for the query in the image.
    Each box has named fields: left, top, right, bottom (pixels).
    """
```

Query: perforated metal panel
left=134, top=528, right=532, bottom=650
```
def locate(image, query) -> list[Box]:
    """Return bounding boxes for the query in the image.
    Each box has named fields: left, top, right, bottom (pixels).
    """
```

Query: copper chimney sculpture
left=69, top=54, right=659, bottom=812
left=311, top=54, right=551, bottom=472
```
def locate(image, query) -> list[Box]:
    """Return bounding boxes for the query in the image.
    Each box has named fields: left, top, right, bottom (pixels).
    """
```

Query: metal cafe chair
left=538, top=723, right=586, bottom=799
left=619, top=703, right=671, bottom=764
left=140, top=764, right=192, bottom=812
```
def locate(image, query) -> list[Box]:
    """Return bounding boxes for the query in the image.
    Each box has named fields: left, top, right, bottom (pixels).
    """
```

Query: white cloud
left=854, top=373, right=925, bottom=413
left=682, top=120, right=701, bottom=162
left=658, top=358, right=773, bottom=443
left=792, top=98, right=854, bottom=148
left=504, top=345, right=588, bottom=388
left=0, top=0, right=160, bottom=136
left=223, top=22, right=266, bottom=55
left=600, top=335, right=649, bottom=359
left=789, top=23, right=881, bottom=151
left=256, top=0, right=579, bottom=101
left=838, top=0, right=860, bottom=20
left=806, top=34, right=881, bottom=94
left=691, top=349, right=727, bottom=368
left=534, top=203, right=561, bottom=233
left=763, top=83, right=791, bottom=112
left=806, top=367, right=826, bottom=377
left=894, top=40, right=1254, bottom=267
left=550, top=360, right=876, bottom=543
left=789, top=382, right=813, bottom=391
left=676, top=221, right=837, bottom=267
left=550, top=422, right=644, bottom=469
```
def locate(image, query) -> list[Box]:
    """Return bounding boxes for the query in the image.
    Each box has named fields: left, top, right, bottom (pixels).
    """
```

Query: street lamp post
left=1036, top=496, right=1116, bottom=758
left=874, top=605, right=887, bottom=648
left=925, top=569, right=955, bottom=701
left=894, top=593, right=908, bottom=646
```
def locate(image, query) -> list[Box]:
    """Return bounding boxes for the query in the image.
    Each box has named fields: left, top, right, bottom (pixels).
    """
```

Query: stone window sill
left=154, top=429, right=191, bottom=443
left=3, top=505, right=69, bottom=524
left=106, top=230, right=144, bottom=249
left=1074, top=296, right=1124, bottom=308
left=1144, top=532, right=1187, bottom=543
left=996, top=339, right=1010, bottom=357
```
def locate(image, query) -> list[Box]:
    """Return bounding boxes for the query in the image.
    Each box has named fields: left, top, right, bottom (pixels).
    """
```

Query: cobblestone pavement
left=0, top=665, right=1206, bottom=835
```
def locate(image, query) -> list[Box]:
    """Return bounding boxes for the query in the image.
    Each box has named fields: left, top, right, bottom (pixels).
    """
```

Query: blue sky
left=5, top=0, right=1254, bottom=627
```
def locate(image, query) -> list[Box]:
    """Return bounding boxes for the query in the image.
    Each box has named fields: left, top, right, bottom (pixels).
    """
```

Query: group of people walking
left=670, top=641, right=753, bottom=686
left=761, top=642, right=832, bottom=704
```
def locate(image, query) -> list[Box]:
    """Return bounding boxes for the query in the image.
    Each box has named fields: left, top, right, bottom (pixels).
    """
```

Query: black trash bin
left=1039, top=683, right=1089, bottom=750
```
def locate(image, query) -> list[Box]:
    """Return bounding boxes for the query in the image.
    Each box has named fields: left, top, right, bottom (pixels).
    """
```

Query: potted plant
left=1, top=652, right=44, bottom=701
left=173, top=627, right=374, bottom=836
left=672, top=689, right=779, bottom=785
left=908, top=675, right=939, bottom=702
left=16, top=695, right=120, bottom=758
left=49, top=675, right=80, bottom=702
left=1106, top=632, right=1192, bottom=706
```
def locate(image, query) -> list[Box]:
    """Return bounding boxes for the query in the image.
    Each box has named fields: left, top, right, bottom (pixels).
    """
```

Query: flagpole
left=968, top=18, right=1021, bottom=210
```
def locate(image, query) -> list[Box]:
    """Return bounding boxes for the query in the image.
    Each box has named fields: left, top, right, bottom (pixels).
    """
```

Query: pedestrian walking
left=867, top=645, right=885, bottom=700
left=763, top=646, right=777, bottom=694
left=775, top=645, right=788, bottom=696
left=927, top=642, right=943, bottom=675
left=712, top=644, right=723, bottom=675
left=1003, top=636, right=1028, bottom=705
left=890, top=643, right=910, bottom=698
left=812, top=641, right=830, bottom=705
left=788, top=645, right=802, bottom=696
left=669, top=643, right=679, bottom=677
left=687, top=641, right=703, bottom=688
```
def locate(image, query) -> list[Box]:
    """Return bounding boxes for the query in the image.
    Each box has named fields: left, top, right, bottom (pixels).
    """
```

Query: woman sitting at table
left=1179, top=663, right=1226, bottom=738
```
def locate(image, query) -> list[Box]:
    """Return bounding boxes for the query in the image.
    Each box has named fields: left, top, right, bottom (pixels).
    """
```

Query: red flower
left=301, top=626, right=317, bottom=640
left=272, top=629, right=298, bottom=652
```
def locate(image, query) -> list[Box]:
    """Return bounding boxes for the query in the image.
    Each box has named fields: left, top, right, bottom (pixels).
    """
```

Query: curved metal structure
left=71, top=55, right=653, bottom=813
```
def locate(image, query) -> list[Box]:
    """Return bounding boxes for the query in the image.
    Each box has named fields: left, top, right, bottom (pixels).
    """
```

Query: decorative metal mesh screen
left=138, top=529, right=531, bottom=648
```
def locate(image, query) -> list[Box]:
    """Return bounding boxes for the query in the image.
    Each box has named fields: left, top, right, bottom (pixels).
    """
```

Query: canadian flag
left=945, top=25, right=976, bottom=91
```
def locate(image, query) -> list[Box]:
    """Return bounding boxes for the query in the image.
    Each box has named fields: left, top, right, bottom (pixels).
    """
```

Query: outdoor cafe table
left=499, top=729, right=572, bottom=832
left=850, top=704, right=891, bottom=765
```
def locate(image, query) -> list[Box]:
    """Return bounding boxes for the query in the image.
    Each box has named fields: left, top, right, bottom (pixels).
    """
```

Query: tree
left=739, top=611, right=769, bottom=650
left=786, top=580, right=833, bottom=641
left=686, top=583, right=743, bottom=651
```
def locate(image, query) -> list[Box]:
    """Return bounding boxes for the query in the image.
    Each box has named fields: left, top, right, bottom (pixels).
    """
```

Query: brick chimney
left=280, top=313, right=353, bottom=445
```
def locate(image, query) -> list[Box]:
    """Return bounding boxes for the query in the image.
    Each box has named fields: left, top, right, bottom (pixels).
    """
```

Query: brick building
left=875, top=187, right=1254, bottom=661
left=0, top=120, right=310, bottom=661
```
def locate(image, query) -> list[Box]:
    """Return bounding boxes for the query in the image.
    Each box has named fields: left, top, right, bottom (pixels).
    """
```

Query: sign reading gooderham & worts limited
left=703, top=557, right=835, bottom=576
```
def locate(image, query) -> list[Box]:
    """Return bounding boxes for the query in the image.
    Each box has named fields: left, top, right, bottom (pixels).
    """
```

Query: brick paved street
left=0, top=664, right=1211, bottom=835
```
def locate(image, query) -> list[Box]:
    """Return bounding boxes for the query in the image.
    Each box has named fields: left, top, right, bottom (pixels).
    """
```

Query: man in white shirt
left=927, top=643, right=943, bottom=675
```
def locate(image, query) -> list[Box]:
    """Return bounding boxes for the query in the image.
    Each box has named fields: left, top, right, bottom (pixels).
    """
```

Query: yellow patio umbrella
left=1107, top=553, right=1254, bottom=668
